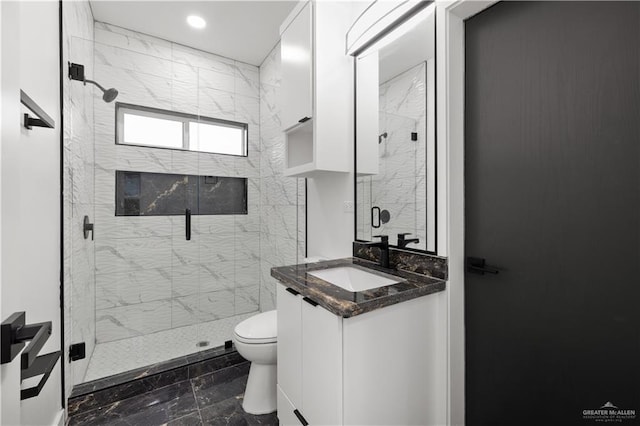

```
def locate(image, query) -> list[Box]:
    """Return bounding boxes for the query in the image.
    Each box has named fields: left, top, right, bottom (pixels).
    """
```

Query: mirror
left=353, top=4, right=436, bottom=253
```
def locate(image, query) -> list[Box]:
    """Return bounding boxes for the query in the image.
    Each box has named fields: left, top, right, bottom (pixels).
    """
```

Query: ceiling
left=89, top=1, right=297, bottom=66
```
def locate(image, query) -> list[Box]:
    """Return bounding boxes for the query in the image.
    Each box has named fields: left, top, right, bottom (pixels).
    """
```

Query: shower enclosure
left=63, top=8, right=304, bottom=390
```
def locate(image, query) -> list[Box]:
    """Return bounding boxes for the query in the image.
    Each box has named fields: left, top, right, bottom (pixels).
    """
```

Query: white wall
left=0, top=3, right=3, bottom=420
left=1, top=1, right=63, bottom=425
left=18, top=1, right=63, bottom=422
left=306, top=174, right=354, bottom=259
left=258, top=43, right=306, bottom=311
left=0, top=2, right=21, bottom=423
left=437, top=2, right=500, bottom=424
left=437, top=4, right=463, bottom=422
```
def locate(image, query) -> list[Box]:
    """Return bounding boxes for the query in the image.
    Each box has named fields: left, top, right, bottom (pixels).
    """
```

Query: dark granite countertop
left=270, top=257, right=446, bottom=318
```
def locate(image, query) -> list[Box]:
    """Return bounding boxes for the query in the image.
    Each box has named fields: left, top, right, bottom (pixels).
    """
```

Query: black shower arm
left=84, top=79, right=107, bottom=93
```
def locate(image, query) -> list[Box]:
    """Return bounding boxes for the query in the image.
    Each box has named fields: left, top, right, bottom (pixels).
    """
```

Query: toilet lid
left=234, top=310, right=277, bottom=344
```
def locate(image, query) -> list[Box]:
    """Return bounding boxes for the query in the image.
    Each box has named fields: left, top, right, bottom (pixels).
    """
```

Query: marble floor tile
left=195, top=365, right=277, bottom=426
left=68, top=364, right=278, bottom=426
left=193, top=366, right=250, bottom=408
left=167, top=412, right=203, bottom=425
left=199, top=395, right=278, bottom=426
left=117, top=388, right=198, bottom=425
left=69, top=381, right=197, bottom=426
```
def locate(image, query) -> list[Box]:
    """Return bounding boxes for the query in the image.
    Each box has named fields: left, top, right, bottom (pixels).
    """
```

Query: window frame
left=115, top=102, right=249, bottom=157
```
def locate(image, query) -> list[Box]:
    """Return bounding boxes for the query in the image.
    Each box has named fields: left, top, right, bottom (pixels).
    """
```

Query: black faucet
left=397, top=233, right=420, bottom=249
left=367, top=235, right=390, bottom=268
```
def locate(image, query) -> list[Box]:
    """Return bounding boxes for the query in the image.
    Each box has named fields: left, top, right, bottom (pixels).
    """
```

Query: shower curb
left=67, top=345, right=245, bottom=417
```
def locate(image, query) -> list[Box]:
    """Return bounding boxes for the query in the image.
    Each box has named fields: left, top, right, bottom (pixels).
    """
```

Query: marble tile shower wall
left=258, top=44, right=306, bottom=311
left=358, top=63, right=427, bottom=250
left=92, top=23, right=264, bottom=343
left=63, top=0, right=96, bottom=390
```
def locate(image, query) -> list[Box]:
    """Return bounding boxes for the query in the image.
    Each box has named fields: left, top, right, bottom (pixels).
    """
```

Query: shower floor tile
left=85, top=313, right=256, bottom=382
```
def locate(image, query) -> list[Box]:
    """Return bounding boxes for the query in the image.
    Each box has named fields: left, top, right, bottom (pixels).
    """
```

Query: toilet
left=233, top=310, right=277, bottom=415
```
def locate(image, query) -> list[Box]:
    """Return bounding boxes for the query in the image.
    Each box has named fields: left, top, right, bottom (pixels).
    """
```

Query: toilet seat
left=234, top=310, right=277, bottom=345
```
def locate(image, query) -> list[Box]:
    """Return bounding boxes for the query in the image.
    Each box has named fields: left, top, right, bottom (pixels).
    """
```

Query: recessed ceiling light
left=187, top=15, right=206, bottom=29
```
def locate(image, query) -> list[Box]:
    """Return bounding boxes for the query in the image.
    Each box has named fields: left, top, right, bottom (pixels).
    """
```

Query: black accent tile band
left=115, top=170, right=247, bottom=216
left=352, top=241, right=448, bottom=280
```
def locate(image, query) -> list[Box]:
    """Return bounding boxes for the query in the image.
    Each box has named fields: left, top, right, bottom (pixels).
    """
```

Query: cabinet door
left=280, top=1, right=313, bottom=131
left=301, top=300, right=342, bottom=425
left=277, top=286, right=302, bottom=409
left=277, top=385, right=301, bottom=426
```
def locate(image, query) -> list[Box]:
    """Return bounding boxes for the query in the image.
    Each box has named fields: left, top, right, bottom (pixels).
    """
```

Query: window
left=189, top=121, right=246, bottom=156
left=116, top=103, right=248, bottom=156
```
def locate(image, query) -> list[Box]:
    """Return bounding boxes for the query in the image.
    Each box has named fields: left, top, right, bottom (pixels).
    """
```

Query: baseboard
left=52, top=409, right=64, bottom=426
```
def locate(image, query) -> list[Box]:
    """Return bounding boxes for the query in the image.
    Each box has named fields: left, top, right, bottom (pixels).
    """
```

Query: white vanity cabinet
left=277, top=286, right=342, bottom=426
left=276, top=284, right=446, bottom=426
left=279, top=1, right=352, bottom=178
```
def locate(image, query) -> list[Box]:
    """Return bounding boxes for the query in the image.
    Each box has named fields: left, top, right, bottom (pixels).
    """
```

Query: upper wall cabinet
left=280, top=1, right=352, bottom=178
left=281, top=2, right=313, bottom=131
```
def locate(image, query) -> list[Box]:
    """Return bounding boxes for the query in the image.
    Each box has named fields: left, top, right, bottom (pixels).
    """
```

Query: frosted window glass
left=117, top=104, right=247, bottom=157
left=123, top=113, right=183, bottom=149
left=189, top=122, right=246, bottom=156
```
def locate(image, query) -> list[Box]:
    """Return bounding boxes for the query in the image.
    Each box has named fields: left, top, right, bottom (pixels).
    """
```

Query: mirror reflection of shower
left=378, top=131, right=388, bottom=158
left=68, top=62, right=119, bottom=103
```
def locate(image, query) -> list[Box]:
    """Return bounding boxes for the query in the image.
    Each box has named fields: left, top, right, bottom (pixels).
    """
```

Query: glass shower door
left=190, top=76, right=262, bottom=350
left=73, top=26, right=266, bottom=385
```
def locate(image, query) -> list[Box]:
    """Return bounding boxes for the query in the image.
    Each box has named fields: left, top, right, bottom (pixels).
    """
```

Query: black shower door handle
left=83, top=215, right=94, bottom=240
left=185, top=208, right=191, bottom=241
left=371, top=206, right=381, bottom=228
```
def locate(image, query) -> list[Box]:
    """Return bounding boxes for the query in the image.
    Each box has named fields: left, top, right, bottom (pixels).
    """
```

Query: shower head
left=103, top=88, right=119, bottom=103
left=68, top=62, right=119, bottom=103
left=85, top=79, right=119, bottom=103
left=378, top=132, right=388, bottom=144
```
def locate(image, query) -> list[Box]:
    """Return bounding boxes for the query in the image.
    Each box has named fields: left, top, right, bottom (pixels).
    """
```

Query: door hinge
left=69, top=342, right=86, bottom=361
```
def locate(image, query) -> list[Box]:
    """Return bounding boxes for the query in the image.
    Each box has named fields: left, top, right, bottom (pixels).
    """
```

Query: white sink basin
left=308, top=266, right=403, bottom=292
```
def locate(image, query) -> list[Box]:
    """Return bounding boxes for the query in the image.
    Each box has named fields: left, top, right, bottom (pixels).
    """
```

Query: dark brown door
left=465, top=2, right=640, bottom=425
